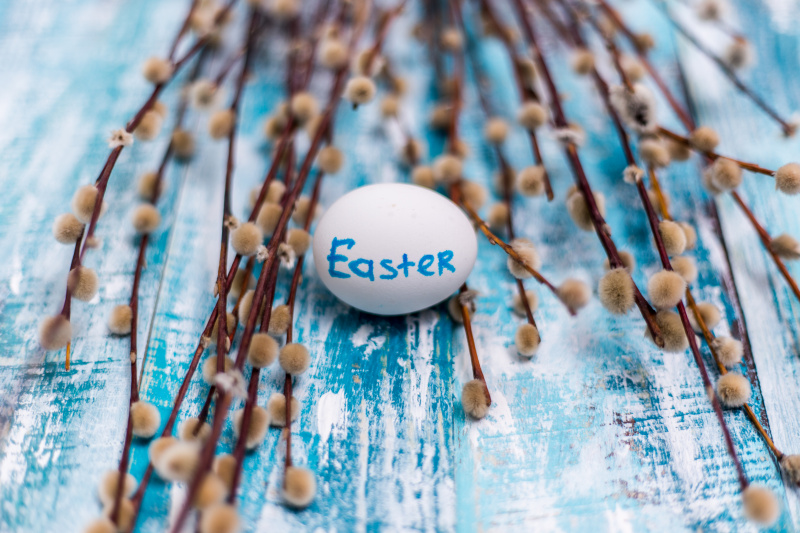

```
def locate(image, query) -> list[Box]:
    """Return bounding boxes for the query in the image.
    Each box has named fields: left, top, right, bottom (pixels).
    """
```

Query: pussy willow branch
left=657, top=127, right=776, bottom=176
left=106, top=42, right=213, bottom=528
left=458, top=24, right=540, bottom=326
left=656, top=2, right=795, bottom=136
left=477, top=0, right=553, bottom=201
left=169, top=9, right=371, bottom=531
left=460, top=201, right=573, bottom=317
left=554, top=0, right=761, bottom=485
left=638, top=165, right=748, bottom=489
left=510, top=0, right=664, bottom=347
left=583, top=1, right=800, bottom=306
left=53, top=0, right=238, bottom=334
left=80, top=0, right=237, bottom=259
left=651, top=170, right=783, bottom=460
left=227, top=151, right=294, bottom=503
left=129, top=0, right=324, bottom=512
left=60, top=227, right=84, bottom=369
left=441, top=0, right=491, bottom=405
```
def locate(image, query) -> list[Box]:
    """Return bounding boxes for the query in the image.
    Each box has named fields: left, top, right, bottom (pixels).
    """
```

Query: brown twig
left=477, top=0, right=554, bottom=201
left=168, top=8, right=372, bottom=530
left=657, top=126, right=775, bottom=176
left=636, top=166, right=748, bottom=489
left=657, top=3, right=795, bottom=136
left=460, top=201, right=575, bottom=315
left=510, top=0, right=664, bottom=346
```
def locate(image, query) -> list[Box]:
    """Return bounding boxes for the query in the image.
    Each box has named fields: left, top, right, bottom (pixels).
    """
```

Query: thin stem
left=511, top=0, right=664, bottom=346
left=657, top=3, right=795, bottom=136
left=474, top=0, right=554, bottom=200
left=594, top=0, right=696, bottom=130
left=460, top=201, right=574, bottom=315
left=658, top=126, right=775, bottom=176
left=438, top=0, right=491, bottom=401
left=730, top=191, right=800, bottom=302
left=168, top=10, right=373, bottom=531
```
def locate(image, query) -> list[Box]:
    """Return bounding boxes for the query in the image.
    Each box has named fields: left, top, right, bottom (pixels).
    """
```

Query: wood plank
left=1, top=0, right=799, bottom=531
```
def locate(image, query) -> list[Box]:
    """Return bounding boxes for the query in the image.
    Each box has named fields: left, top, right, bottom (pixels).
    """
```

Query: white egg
left=312, top=183, right=478, bottom=315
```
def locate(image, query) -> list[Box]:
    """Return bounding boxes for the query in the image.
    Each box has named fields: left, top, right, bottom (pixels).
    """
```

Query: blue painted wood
left=1, top=1, right=800, bottom=532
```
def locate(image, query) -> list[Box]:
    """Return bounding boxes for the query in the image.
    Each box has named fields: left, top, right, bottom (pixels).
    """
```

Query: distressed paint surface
left=0, top=1, right=799, bottom=532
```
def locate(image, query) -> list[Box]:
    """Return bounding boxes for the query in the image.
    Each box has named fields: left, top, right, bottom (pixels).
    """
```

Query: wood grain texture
left=0, top=0, right=799, bottom=532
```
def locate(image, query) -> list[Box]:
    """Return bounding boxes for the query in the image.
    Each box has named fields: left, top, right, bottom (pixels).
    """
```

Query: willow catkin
left=282, top=467, right=317, bottom=509
left=514, top=323, right=540, bottom=357
left=598, top=268, right=635, bottom=315
left=461, top=379, right=490, bottom=419
left=232, top=405, right=269, bottom=449
left=647, top=270, right=686, bottom=309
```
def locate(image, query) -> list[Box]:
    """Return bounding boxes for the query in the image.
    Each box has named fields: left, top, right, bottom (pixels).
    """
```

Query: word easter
left=327, top=237, right=456, bottom=281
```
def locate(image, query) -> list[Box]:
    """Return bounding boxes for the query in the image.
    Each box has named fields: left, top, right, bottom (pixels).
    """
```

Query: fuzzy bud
left=130, top=400, right=160, bottom=439
left=290, top=92, right=318, bottom=125
left=230, top=222, right=263, bottom=256
left=646, top=310, right=688, bottom=352
left=282, top=466, right=317, bottom=508
left=515, top=323, right=540, bottom=357
left=516, top=166, right=546, bottom=196
left=517, top=101, right=548, bottom=130
left=689, top=126, right=720, bottom=152
left=724, top=38, right=753, bottom=70
left=658, top=220, right=687, bottom=256
left=706, top=158, right=742, bottom=191
left=609, top=83, right=657, bottom=134
left=639, top=137, right=671, bottom=168
left=256, top=202, right=283, bottom=236
left=570, top=48, right=595, bottom=75
left=171, top=129, right=195, bottom=159
left=432, top=154, right=462, bottom=184
left=774, top=162, right=800, bottom=195
left=671, top=255, right=698, bottom=285
left=713, top=336, right=744, bottom=367
left=319, top=38, right=348, bottom=69
left=506, top=238, right=541, bottom=279
left=716, top=372, right=751, bottom=407
left=411, top=166, right=436, bottom=188
left=598, top=268, right=635, bottom=315
left=566, top=188, right=605, bottom=232
left=483, top=117, right=509, bottom=144
left=688, top=301, right=721, bottom=333
left=344, top=76, right=376, bottom=106
left=200, top=503, right=240, bottom=533
left=131, top=204, right=161, bottom=234
left=108, top=304, right=133, bottom=335
left=488, top=203, right=509, bottom=230
left=742, top=485, right=780, bottom=526
left=623, top=165, right=644, bottom=184
left=647, top=270, right=686, bottom=309
left=317, top=146, right=344, bottom=174
left=280, top=343, right=311, bottom=375
left=558, top=279, right=591, bottom=311
left=232, top=406, right=269, bottom=449
left=142, top=57, right=173, bottom=84
left=440, top=27, right=463, bottom=51
left=39, top=314, right=72, bottom=351
left=53, top=213, right=85, bottom=244
left=267, top=392, right=300, bottom=426
left=68, top=266, right=99, bottom=302
left=461, top=379, right=490, bottom=419
left=71, top=185, right=104, bottom=224
left=208, top=109, right=235, bottom=139
left=134, top=110, right=163, bottom=141
left=769, top=233, right=800, bottom=260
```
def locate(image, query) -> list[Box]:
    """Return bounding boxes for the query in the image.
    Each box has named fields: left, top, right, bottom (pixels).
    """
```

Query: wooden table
left=1, top=0, right=799, bottom=531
